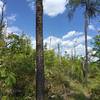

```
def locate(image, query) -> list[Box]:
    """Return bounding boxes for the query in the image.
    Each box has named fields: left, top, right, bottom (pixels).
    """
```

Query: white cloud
left=64, top=44, right=92, bottom=56
left=73, top=35, right=92, bottom=44
left=44, top=36, right=62, bottom=49
left=27, top=0, right=68, bottom=17
left=61, top=35, right=92, bottom=56
left=7, top=14, right=17, bottom=22
left=32, top=31, right=93, bottom=56
left=64, top=44, right=85, bottom=56
left=31, top=37, right=36, bottom=48
left=75, top=44, right=85, bottom=56
left=26, top=0, right=35, bottom=10
left=32, top=36, right=62, bottom=49
left=62, top=40, right=73, bottom=47
left=0, top=0, right=5, bottom=15
left=7, top=26, right=22, bottom=33
left=43, top=0, right=67, bottom=17
left=62, top=31, right=83, bottom=39
left=88, top=24, right=95, bottom=31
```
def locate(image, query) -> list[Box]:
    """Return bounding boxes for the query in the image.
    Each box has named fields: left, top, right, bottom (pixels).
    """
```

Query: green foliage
left=91, top=85, right=100, bottom=100
left=1, top=96, right=8, bottom=100
left=93, top=34, right=100, bottom=63
left=67, top=0, right=100, bottom=18
left=0, top=33, right=35, bottom=99
left=0, top=0, right=99, bottom=99
left=0, top=32, right=100, bottom=99
left=4, top=72, right=16, bottom=87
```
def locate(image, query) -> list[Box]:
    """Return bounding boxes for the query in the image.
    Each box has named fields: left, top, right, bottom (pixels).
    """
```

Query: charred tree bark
left=36, top=0, right=44, bottom=100
left=84, top=11, right=89, bottom=84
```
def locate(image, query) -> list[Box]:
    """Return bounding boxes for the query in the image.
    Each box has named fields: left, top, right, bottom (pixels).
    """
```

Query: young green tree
left=67, top=0, right=100, bottom=83
left=0, top=0, right=6, bottom=47
left=93, top=34, right=100, bottom=64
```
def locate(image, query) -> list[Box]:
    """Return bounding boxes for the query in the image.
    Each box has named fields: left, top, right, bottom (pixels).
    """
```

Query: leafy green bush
left=91, top=85, right=100, bottom=100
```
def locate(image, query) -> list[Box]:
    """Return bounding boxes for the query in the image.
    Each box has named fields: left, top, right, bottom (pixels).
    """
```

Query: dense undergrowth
left=0, top=33, right=100, bottom=100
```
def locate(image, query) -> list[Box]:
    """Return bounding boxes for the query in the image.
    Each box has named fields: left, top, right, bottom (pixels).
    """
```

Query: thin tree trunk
left=84, top=12, right=88, bottom=83
left=57, top=43, right=61, bottom=66
left=36, top=0, right=44, bottom=100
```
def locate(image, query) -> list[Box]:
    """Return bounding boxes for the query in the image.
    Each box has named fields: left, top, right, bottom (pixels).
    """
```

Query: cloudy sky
left=2, top=0, right=100, bottom=56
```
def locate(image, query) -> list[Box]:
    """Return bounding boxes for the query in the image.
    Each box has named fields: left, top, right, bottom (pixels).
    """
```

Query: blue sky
left=2, top=0, right=100, bottom=56
left=6, top=0, right=84, bottom=37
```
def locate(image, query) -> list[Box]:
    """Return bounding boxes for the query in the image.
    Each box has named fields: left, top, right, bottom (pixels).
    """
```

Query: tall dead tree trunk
left=84, top=10, right=89, bottom=84
left=36, top=0, right=44, bottom=100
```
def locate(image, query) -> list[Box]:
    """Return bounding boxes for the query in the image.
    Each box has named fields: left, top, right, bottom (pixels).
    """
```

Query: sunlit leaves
left=93, top=34, right=100, bottom=63
left=4, top=72, right=16, bottom=87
